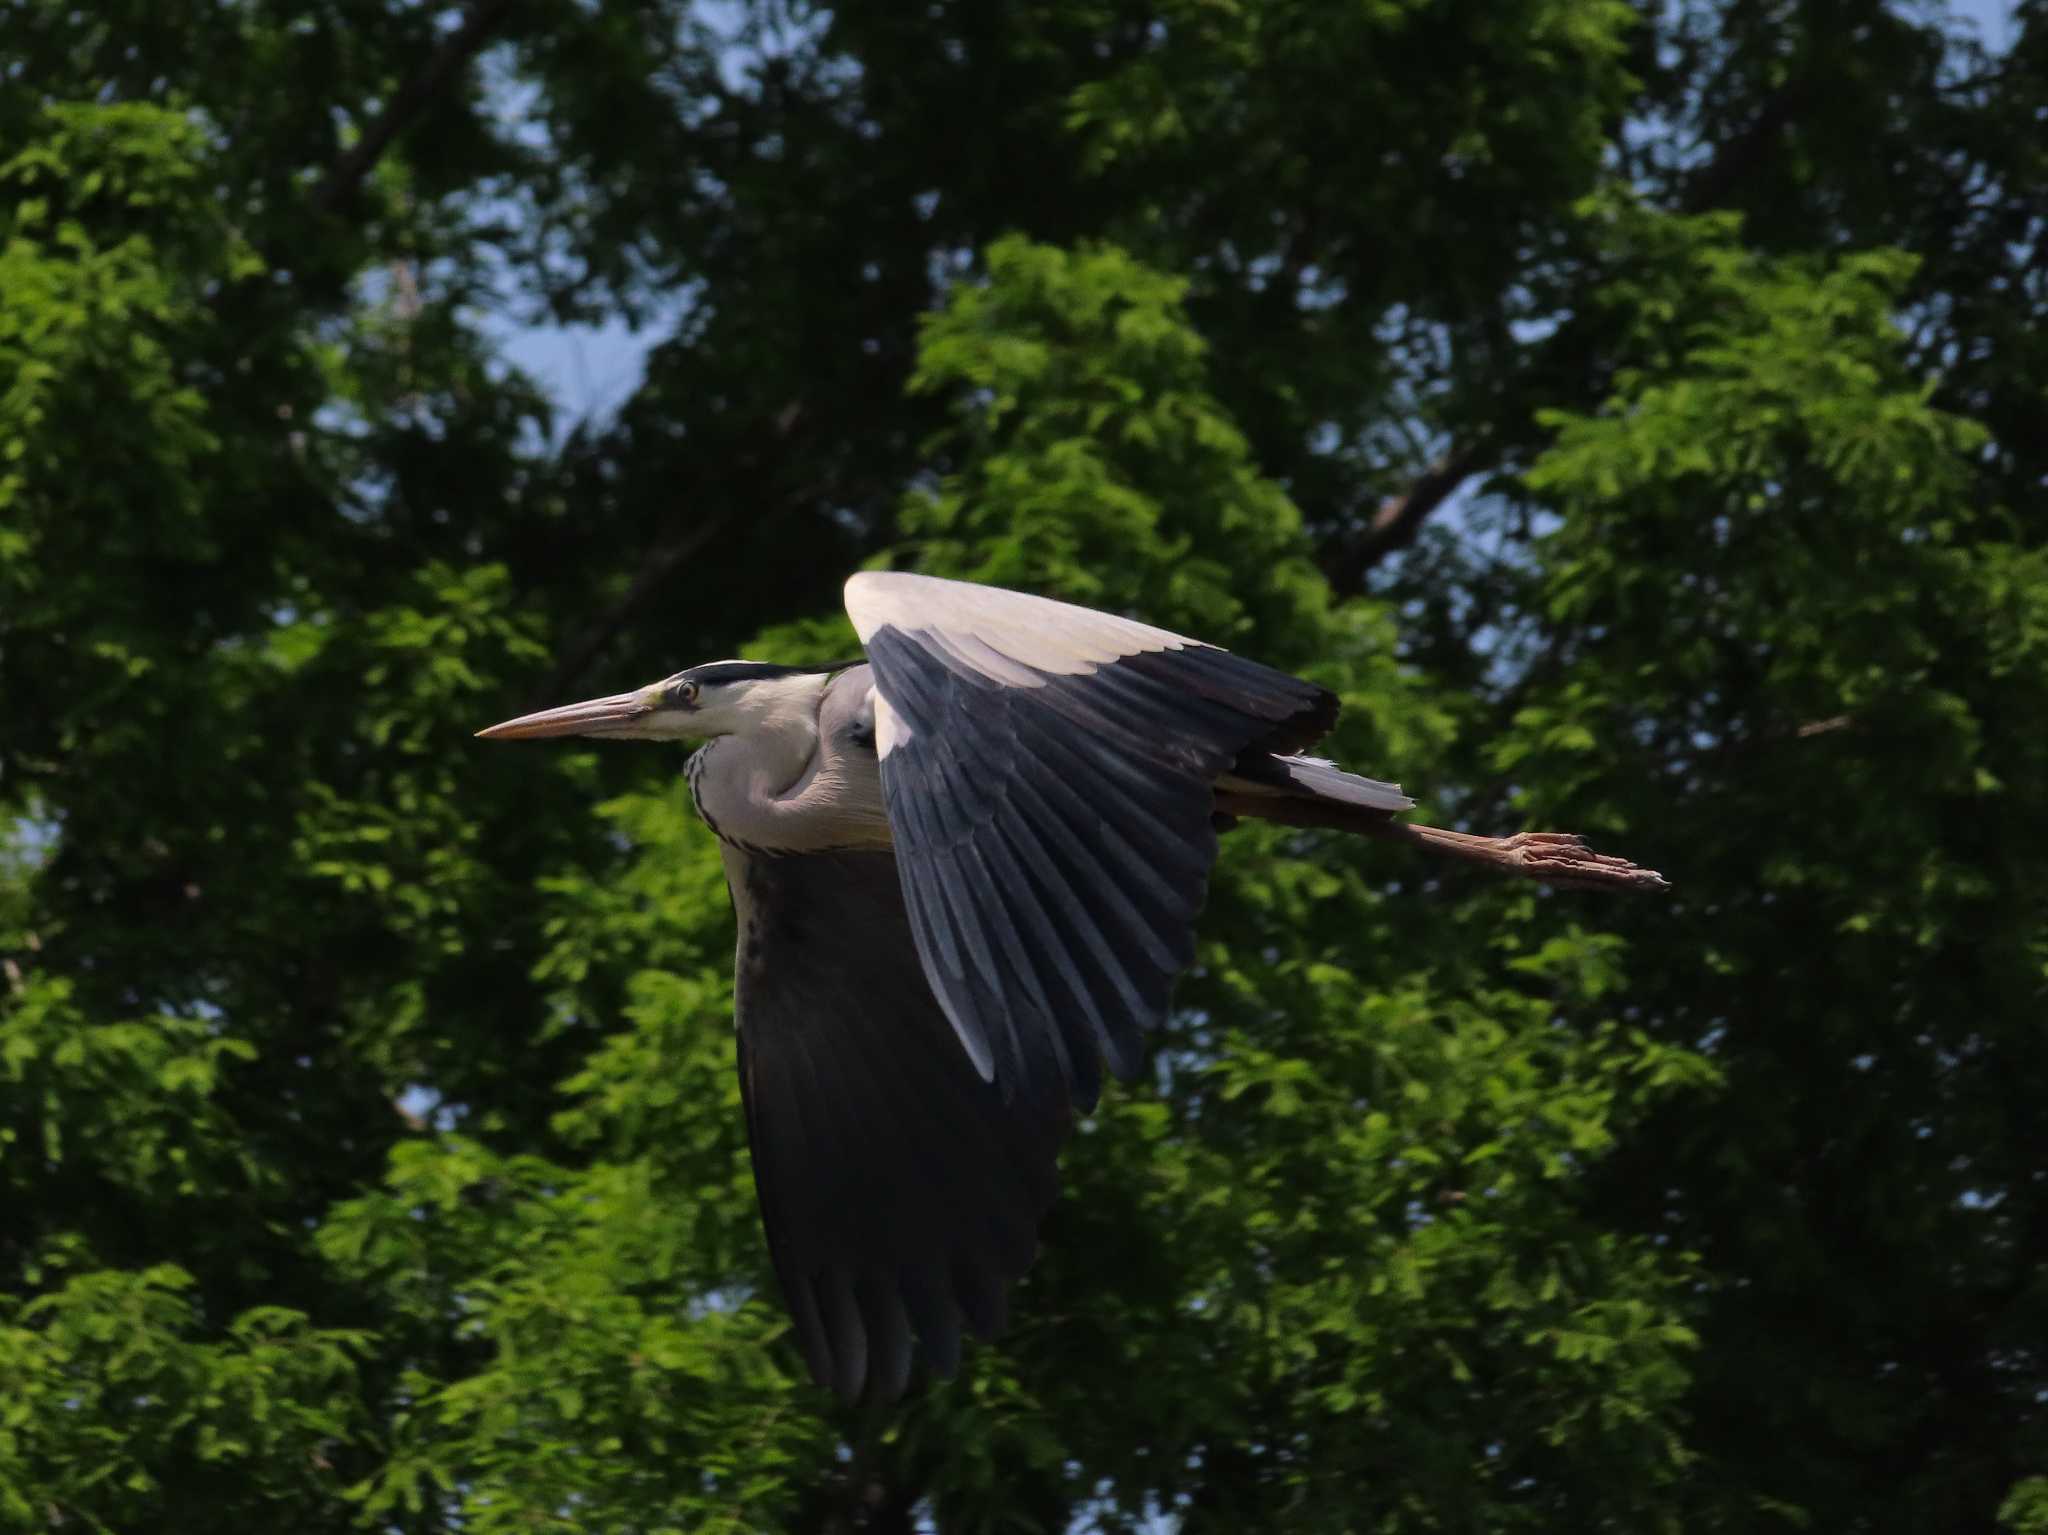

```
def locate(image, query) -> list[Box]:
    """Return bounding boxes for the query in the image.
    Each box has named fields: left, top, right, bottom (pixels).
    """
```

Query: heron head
left=476, top=660, right=861, bottom=744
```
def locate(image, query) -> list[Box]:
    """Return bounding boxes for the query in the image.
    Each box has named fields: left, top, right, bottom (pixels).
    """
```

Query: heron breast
left=688, top=737, right=891, bottom=854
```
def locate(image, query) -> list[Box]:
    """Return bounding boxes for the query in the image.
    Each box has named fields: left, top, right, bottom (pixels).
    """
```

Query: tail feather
left=1217, top=752, right=1414, bottom=825
left=1269, top=754, right=1413, bottom=813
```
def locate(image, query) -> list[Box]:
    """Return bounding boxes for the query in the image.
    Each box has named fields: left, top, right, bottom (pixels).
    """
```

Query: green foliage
left=2, top=976, right=259, bottom=1198
left=2005, top=1479, right=2048, bottom=1535
left=906, top=237, right=1331, bottom=639
left=0, top=102, right=237, bottom=552
left=319, top=1141, right=826, bottom=1534
left=4, top=1, right=2045, bottom=1531
left=0, top=1244, right=364, bottom=1530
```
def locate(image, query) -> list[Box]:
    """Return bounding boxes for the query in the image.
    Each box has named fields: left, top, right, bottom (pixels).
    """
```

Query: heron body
left=480, top=572, right=1667, bottom=1402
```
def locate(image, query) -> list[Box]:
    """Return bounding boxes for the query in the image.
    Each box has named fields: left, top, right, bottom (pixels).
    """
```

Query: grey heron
left=479, top=571, right=1667, bottom=1402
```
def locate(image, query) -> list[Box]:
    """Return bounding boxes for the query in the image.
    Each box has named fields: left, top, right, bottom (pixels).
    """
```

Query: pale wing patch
left=873, top=691, right=913, bottom=759
left=922, top=626, right=1048, bottom=689
left=844, top=571, right=1207, bottom=682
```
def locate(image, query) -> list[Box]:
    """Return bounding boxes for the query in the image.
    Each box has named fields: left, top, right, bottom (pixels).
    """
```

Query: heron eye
left=672, top=679, right=700, bottom=709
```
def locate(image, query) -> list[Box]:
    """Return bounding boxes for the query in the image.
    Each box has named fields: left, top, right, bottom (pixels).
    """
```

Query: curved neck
left=689, top=676, right=889, bottom=853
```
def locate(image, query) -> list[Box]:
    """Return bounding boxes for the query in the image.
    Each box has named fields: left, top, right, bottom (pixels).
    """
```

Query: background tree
left=2, top=1, right=2043, bottom=1530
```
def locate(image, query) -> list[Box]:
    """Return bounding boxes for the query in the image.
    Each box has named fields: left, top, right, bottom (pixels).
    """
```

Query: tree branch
left=1316, top=82, right=1810, bottom=592
left=535, top=401, right=813, bottom=702
left=1319, top=437, right=1496, bottom=592
left=533, top=508, right=747, bottom=705
left=308, top=0, right=519, bottom=218
left=1679, top=82, right=1812, bottom=216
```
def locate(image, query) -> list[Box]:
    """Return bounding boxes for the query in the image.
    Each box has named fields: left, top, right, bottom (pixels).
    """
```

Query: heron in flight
left=479, top=572, right=1666, bottom=1402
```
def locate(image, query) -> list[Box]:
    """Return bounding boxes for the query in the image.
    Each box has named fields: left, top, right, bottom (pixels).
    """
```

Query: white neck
left=729, top=674, right=832, bottom=797
left=687, top=672, right=890, bottom=852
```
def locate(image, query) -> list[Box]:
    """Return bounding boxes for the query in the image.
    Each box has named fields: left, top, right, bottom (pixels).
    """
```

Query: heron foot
left=1494, top=831, right=1672, bottom=894
left=1395, top=823, right=1670, bottom=894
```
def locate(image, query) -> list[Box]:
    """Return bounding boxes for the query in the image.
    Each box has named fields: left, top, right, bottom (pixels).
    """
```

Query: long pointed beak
left=476, top=689, right=653, bottom=741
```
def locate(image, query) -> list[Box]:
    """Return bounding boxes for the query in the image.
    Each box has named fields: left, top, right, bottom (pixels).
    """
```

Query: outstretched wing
left=844, top=570, right=1340, bottom=1110
left=726, top=842, right=1070, bottom=1403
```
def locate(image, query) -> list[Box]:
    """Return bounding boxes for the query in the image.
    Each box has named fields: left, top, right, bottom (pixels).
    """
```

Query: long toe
left=1510, top=834, right=1670, bottom=893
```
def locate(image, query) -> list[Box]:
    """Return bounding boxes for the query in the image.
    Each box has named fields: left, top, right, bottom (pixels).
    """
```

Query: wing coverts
left=846, top=572, right=1339, bottom=1110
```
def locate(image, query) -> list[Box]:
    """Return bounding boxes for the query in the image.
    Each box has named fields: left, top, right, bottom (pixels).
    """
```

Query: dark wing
left=843, top=571, right=1342, bottom=1111
left=727, top=843, right=1070, bottom=1403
